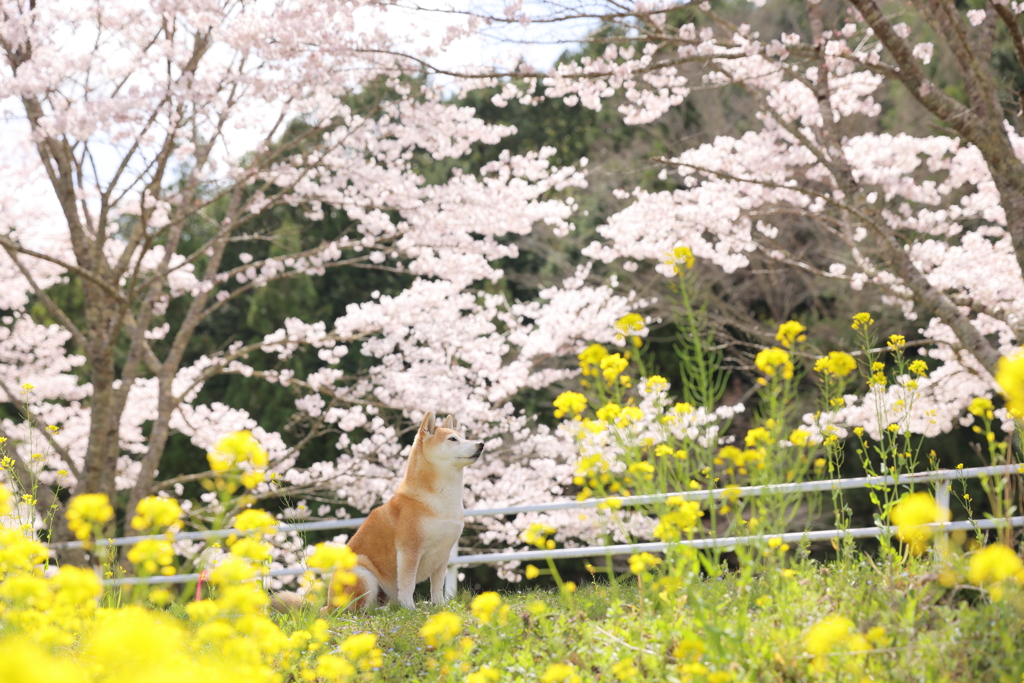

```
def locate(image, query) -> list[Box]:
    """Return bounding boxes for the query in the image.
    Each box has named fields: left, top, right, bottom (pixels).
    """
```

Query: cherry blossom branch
left=0, top=377, right=80, bottom=479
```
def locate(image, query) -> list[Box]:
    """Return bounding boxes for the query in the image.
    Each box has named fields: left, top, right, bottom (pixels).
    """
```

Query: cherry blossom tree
left=453, top=0, right=1024, bottom=440
left=0, top=0, right=638, bottom=551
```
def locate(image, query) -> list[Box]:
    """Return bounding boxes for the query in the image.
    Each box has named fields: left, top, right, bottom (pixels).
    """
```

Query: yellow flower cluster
left=995, top=352, right=1024, bottom=417
left=717, top=445, right=765, bottom=471
left=775, top=320, right=806, bottom=348
left=967, top=397, right=994, bottom=420
left=851, top=312, right=874, bottom=330
left=600, top=353, right=628, bottom=383
left=889, top=492, right=950, bottom=555
left=130, top=496, right=183, bottom=533
left=207, top=431, right=269, bottom=488
left=553, top=391, right=587, bottom=419
left=614, top=313, right=645, bottom=345
left=126, top=539, right=175, bottom=576
left=908, top=359, right=928, bottom=376
left=595, top=403, right=620, bottom=422
left=419, top=611, right=462, bottom=648
left=788, top=428, right=815, bottom=447
left=665, top=245, right=695, bottom=273
left=521, top=523, right=557, bottom=550
left=744, top=427, right=773, bottom=448
left=578, top=343, right=608, bottom=377
left=466, top=665, right=502, bottom=683
left=653, top=497, right=703, bottom=541
left=967, top=543, right=1024, bottom=601
left=803, top=615, right=882, bottom=672
left=470, top=591, right=509, bottom=625
left=813, top=351, right=857, bottom=378
left=0, top=502, right=386, bottom=683
left=754, top=347, right=794, bottom=379
left=307, top=543, right=359, bottom=607
left=628, top=552, right=661, bottom=575
left=541, top=663, right=582, bottom=683
left=65, top=493, right=114, bottom=542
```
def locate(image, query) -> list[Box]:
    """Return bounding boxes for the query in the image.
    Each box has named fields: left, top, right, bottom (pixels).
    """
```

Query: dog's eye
left=448, top=436, right=457, bottom=442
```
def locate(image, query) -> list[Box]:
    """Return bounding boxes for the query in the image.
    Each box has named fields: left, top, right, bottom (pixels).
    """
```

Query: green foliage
left=290, top=563, right=1024, bottom=683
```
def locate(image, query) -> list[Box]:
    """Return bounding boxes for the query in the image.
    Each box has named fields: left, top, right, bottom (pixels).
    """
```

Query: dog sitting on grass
left=273, top=412, right=482, bottom=612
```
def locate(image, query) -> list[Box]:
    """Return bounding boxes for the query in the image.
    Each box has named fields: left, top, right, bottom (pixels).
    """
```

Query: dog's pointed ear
left=442, top=414, right=456, bottom=430
left=419, top=411, right=436, bottom=436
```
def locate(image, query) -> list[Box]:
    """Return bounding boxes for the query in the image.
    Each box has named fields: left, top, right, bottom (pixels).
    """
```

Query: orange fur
left=325, top=412, right=482, bottom=610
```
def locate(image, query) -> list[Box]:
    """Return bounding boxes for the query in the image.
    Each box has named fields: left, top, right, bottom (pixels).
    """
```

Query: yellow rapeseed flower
left=887, top=334, right=906, bottom=350
left=628, top=552, right=662, bottom=574
left=308, top=543, right=358, bottom=571
left=553, top=391, right=587, bottom=419
left=541, top=663, right=581, bottom=683
left=615, top=406, right=644, bottom=427
left=66, top=493, right=114, bottom=542
left=775, top=320, right=806, bottom=348
left=340, top=632, right=383, bottom=670
left=611, top=658, right=639, bottom=681
left=470, top=591, right=507, bottom=625
left=744, top=427, right=773, bottom=447
left=596, top=403, right=621, bottom=422
left=615, top=313, right=645, bottom=338
left=995, top=352, right=1024, bottom=417
left=754, top=347, right=794, bottom=379
left=233, top=509, right=278, bottom=538
left=207, top=430, right=269, bottom=473
left=578, top=343, right=608, bottom=377
left=126, top=540, right=175, bottom=576
left=315, top=653, right=356, bottom=681
left=813, top=351, right=857, bottom=378
left=521, top=523, right=556, bottom=549
left=967, top=543, right=1024, bottom=600
left=653, top=498, right=703, bottom=541
left=525, top=564, right=540, bottom=580
left=889, top=491, right=950, bottom=555
left=467, top=666, right=502, bottom=683
left=667, top=245, right=696, bottom=271
left=909, top=359, right=928, bottom=376
left=599, top=354, right=628, bottom=383
left=420, top=612, right=461, bottom=648
left=644, top=375, right=668, bottom=392
left=789, top=428, right=814, bottom=447
left=851, top=312, right=874, bottom=330
left=968, top=397, right=994, bottom=420
left=130, top=496, right=183, bottom=533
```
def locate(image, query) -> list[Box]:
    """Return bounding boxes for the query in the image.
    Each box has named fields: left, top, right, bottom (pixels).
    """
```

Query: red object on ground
left=195, top=570, right=207, bottom=601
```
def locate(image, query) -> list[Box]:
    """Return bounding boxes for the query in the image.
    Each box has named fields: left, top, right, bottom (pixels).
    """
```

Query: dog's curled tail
left=324, top=563, right=379, bottom=613
left=269, top=590, right=306, bottom=613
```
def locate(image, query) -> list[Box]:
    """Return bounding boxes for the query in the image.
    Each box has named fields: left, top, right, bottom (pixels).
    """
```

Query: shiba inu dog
left=273, top=412, right=482, bottom=612
left=332, top=411, right=482, bottom=609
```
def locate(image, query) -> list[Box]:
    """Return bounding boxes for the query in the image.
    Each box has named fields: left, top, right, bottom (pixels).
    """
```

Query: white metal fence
left=50, top=463, right=1022, bottom=589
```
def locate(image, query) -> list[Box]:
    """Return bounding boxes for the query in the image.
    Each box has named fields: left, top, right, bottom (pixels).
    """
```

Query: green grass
left=266, top=553, right=1024, bottom=683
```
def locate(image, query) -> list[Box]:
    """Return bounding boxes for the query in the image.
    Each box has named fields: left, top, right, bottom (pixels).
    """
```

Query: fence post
left=444, top=544, right=459, bottom=599
left=935, top=479, right=951, bottom=559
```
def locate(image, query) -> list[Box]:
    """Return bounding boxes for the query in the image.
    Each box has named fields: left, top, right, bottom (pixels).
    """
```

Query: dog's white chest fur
left=415, top=517, right=463, bottom=583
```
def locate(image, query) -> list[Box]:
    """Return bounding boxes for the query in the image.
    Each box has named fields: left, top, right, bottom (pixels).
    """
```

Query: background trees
left=2, top=0, right=1022, bottom=576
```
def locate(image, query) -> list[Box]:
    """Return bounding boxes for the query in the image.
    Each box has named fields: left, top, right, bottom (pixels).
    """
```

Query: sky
left=0, top=0, right=595, bottom=225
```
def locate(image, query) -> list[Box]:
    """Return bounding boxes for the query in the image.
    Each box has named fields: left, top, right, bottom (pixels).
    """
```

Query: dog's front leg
left=429, top=559, right=449, bottom=604
left=395, top=549, right=420, bottom=608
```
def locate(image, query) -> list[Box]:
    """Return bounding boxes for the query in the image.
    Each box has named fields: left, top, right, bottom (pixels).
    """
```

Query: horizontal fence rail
left=104, top=515, right=1024, bottom=587
left=90, top=463, right=1024, bottom=588
left=56, top=463, right=1021, bottom=551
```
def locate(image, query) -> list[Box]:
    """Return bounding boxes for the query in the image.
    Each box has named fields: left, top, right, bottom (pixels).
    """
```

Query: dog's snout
left=472, top=442, right=484, bottom=458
